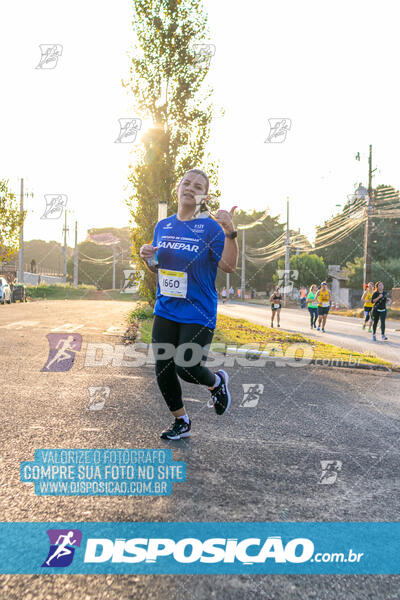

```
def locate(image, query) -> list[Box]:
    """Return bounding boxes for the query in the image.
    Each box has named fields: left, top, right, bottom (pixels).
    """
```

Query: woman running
left=315, top=281, right=331, bottom=332
left=269, top=286, right=282, bottom=327
left=306, top=284, right=318, bottom=329
left=371, top=281, right=390, bottom=341
left=361, top=282, right=374, bottom=332
left=139, top=168, right=238, bottom=440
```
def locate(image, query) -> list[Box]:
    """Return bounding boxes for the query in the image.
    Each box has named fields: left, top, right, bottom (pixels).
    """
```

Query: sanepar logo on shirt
left=158, top=241, right=199, bottom=252
left=84, top=536, right=314, bottom=564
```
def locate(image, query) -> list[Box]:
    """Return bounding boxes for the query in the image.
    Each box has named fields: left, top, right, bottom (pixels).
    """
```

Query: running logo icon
left=193, top=44, right=216, bottom=68
left=87, top=386, right=110, bottom=411
left=121, top=269, right=143, bottom=294
left=114, top=118, right=142, bottom=143
left=41, top=529, right=82, bottom=567
left=41, top=333, right=82, bottom=372
left=277, top=269, right=298, bottom=294
left=36, top=44, right=63, bottom=69
left=41, top=194, right=67, bottom=219
left=319, top=460, right=342, bottom=485
left=240, top=384, right=264, bottom=408
left=265, top=118, right=292, bottom=143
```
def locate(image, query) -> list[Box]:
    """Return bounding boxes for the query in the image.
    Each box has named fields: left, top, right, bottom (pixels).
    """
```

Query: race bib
left=159, top=269, right=187, bottom=298
left=322, top=302, right=329, bottom=307
left=273, top=303, right=280, bottom=308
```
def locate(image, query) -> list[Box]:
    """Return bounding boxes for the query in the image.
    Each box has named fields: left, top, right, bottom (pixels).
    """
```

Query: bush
left=129, top=302, right=154, bottom=321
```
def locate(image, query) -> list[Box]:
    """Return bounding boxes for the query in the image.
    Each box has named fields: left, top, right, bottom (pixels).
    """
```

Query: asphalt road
left=1, top=300, right=400, bottom=599
left=218, top=302, right=400, bottom=365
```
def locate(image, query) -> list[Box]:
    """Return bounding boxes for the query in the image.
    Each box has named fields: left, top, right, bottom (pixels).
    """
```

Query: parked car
left=0, top=277, right=12, bottom=304
left=12, top=283, right=27, bottom=303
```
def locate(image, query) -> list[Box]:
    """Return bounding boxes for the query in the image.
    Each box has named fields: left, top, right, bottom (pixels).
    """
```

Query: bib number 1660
left=158, top=269, right=188, bottom=298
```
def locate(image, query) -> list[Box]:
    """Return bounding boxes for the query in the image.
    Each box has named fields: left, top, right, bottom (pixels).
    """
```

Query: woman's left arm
left=215, top=207, right=239, bottom=274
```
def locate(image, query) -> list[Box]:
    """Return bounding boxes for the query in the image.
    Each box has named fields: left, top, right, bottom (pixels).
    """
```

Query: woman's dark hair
left=183, top=168, right=210, bottom=194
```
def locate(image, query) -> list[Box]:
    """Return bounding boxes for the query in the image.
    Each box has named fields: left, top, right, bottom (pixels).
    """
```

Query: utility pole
left=18, top=178, right=24, bottom=283
left=284, top=197, right=290, bottom=307
left=241, top=228, right=246, bottom=301
left=226, top=272, right=230, bottom=298
left=73, top=221, right=78, bottom=287
left=112, top=245, right=117, bottom=289
left=363, top=144, right=374, bottom=287
left=62, top=209, right=69, bottom=283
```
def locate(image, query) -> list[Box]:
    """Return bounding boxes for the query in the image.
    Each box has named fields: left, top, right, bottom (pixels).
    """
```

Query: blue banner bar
left=0, top=522, right=399, bottom=574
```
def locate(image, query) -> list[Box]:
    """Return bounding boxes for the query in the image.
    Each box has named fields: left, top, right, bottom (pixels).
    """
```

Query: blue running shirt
left=152, top=214, right=225, bottom=328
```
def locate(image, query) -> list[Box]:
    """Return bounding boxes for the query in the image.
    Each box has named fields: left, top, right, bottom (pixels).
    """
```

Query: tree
left=125, top=0, right=218, bottom=304
left=314, top=184, right=400, bottom=267
left=370, top=185, right=400, bottom=261
left=344, top=256, right=400, bottom=290
left=274, top=253, right=327, bottom=289
left=66, top=227, right=132, bottom=288
left=0, top=179, right=24, bottom=262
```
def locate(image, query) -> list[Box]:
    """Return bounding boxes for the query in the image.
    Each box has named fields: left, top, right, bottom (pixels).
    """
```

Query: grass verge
left=27, top=283, right=97, bottom=300
left=130, top=305, right=392, bottom=368
left=26, top=284, right=140, bottom=301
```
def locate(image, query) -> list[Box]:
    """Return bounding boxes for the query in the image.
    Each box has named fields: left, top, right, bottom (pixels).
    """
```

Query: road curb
left=213, top=348, right=398, bottom=373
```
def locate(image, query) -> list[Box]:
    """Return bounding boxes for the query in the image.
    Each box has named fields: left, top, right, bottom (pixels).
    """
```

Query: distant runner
left=315, top=281, right=331, bottom=332
left=361, top=282, right=374, bottom=332
left=371, top=281, right=390, bottom=341
left=306, top=284, right=319, bottom=329
left=140, top=168, right=239, bottom=440
left=221, top=287, right=227, bottom=304
left=269, top=286, right=282, bottom=328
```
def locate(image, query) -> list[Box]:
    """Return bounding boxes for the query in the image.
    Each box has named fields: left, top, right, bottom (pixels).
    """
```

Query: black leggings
left=151, top=315, right=216, bottom=412
left=372, top=310, right=386, bottom=335
left=308, top=307, right=318, bottom=327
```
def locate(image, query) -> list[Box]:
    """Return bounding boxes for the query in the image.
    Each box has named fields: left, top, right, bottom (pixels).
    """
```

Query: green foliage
left=125, top=0, right=218, bottom=303
left=344, top=256, right=400, bottom=289
left=23, top=239, right=71, bottom=273
left=66, top=228, right=132, bottom=288
left=129, top=301, right=154, bottom=320
left=274, top=253, right=327, bottom=289
left=26, top=283, right=96, bottom=299
left=0, top=179, right=25, bottom=262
